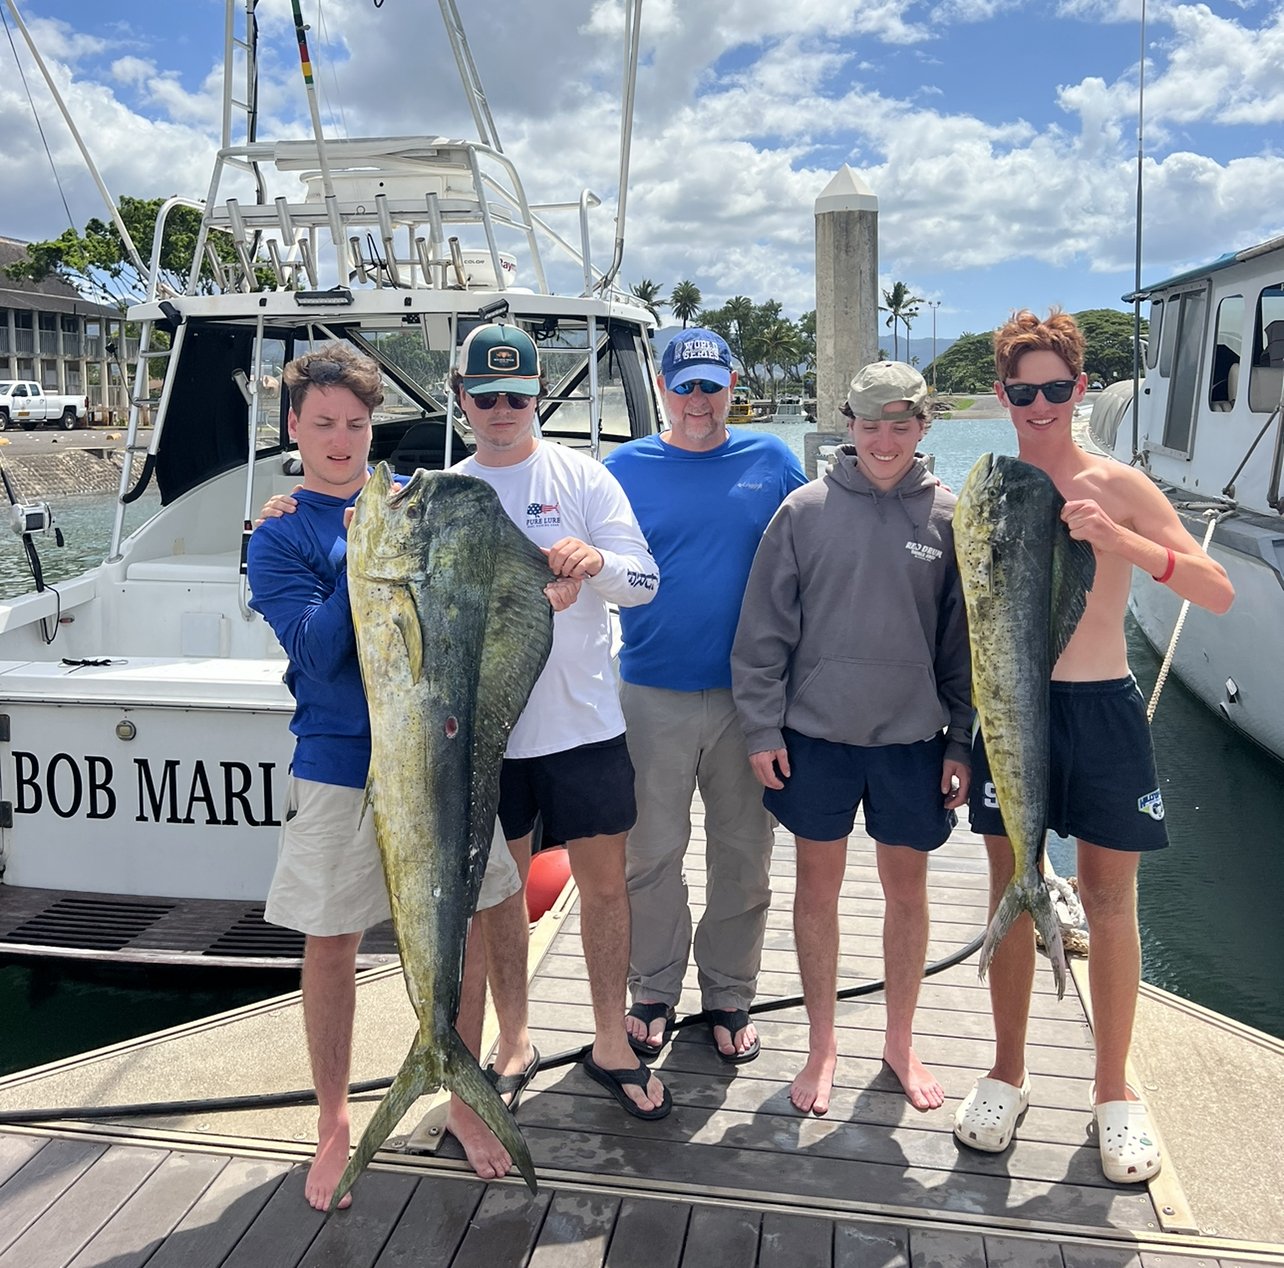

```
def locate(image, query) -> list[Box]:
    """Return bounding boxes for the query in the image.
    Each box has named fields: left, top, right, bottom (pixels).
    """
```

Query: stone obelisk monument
left=814, top=166, right=879, bottom=431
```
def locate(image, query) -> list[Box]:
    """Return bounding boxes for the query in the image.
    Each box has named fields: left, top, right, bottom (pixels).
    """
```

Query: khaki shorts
left=266, top=777, right=521, bottom=937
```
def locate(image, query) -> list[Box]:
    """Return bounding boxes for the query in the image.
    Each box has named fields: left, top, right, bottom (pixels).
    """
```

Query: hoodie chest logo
left=904, top=541, right=943, bottom=563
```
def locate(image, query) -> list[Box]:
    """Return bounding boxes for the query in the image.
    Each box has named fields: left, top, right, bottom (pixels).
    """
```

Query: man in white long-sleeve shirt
left=450, top=323, right=671, bottom=1132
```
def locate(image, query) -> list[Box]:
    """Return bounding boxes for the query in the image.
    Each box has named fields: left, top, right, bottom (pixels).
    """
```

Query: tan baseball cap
left=846, top=361, right=930, bottom=420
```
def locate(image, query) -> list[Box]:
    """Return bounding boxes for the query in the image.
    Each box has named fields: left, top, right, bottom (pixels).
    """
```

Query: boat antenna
left=1130, top=0, right=1146, bottom=457
left=597, top=0, right=643, bottom=294
left=2, top=0, right=149, bottom=281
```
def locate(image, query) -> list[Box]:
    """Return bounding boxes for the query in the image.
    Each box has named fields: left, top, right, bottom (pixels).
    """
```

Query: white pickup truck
left=0, top=381, right=89, bottom=431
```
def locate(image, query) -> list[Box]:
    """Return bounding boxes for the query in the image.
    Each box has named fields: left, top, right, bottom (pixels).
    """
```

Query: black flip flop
left=709, top=1008, right=760, bottom=1064
left=583, top=1053, right=672, bottom=1120
left=626, top=1000, right=676, bottom=1059
left=485, top=1045, right=540, bottom=1114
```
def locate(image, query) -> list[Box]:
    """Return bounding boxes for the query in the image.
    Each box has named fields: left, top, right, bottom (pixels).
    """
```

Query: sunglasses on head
left=470, top=391, right=536, bottom=411
left=670, top=379, right=726, bottom=395
left=1003, top=379, right=1077, bottom=407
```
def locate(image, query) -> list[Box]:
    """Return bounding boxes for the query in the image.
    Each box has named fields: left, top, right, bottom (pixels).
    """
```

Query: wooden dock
left=1, top=811, right=1281, bottom=1267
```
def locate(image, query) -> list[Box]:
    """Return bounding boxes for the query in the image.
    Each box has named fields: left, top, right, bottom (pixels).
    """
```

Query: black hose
left=0, top=933, right=985, bottom=1124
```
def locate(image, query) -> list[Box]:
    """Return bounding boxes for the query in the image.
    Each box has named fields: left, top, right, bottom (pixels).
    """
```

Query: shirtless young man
left=953, top=309, right=1233, bottom=1182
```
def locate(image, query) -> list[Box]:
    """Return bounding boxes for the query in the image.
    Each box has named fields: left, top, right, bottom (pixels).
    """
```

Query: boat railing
left=186, top=135, right=611, bottom=300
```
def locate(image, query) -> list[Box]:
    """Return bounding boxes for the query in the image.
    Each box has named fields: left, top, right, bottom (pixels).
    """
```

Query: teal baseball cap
left=458, top=323, right=541, bottom=395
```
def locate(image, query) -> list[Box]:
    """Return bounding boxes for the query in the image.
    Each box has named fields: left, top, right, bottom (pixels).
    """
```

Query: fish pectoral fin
left=1048, top=528, right=1097, bottom=665
left=389, top=585, right=425, bottom=683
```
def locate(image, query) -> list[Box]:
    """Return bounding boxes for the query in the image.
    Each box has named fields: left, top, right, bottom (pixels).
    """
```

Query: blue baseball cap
left=458, top=323, right=541, bottom=394
left=660, top=327, right=734, bottom=390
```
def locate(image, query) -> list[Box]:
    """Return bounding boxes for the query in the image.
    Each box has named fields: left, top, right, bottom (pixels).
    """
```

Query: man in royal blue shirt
left=247, top=343, right=533, bottom=1208
left=604, top=328, right=807, bottom=1064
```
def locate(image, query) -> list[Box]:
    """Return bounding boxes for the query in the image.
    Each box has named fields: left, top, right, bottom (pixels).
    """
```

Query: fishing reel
left=8, top=501, right=64, bottom=546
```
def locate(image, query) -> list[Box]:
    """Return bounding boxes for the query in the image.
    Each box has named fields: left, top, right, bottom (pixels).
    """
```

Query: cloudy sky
left=1, top=0, right=1281, bottom=343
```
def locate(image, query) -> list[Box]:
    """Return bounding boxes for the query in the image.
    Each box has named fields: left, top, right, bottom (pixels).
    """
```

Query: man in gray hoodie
left=731, top=361, right=971, bottom=1117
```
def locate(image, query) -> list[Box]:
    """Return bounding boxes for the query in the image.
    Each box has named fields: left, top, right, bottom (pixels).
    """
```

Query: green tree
left=701, top=295, right=793, bottom=398
left=6, top=195, right=247, bottom=308
left=760, top=319, right=802, bottom=398
left=880, top=281, right=923, bottom=361
left=669, top=279, right=702, bottom=327
left=929, top=331, right=998, bottom=393
left=1074, top=308, right=1147, bottom=385
left=629, top=278, right=666, bottom=323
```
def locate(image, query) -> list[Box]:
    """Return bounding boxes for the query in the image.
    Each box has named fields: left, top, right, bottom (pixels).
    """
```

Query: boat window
left=1157, top=295, right=1180, bottom=377
left=1248, top=284, right=1284, bottom=414
left=1145, top=300, right=1162, bottom=368
left=1161, top=289, right=1206, bottom=453
left=535, top=322, right=660, bottom=455
left=1208, top=295, right=1243, bottom=412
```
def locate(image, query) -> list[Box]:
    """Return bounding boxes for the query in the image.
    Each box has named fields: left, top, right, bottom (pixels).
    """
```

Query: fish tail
left=444, top=1030, right=538, bottom=1194
left=329, top=1038, right=439, bottom=1213
left=978, top=878, right=1069, bottom=1001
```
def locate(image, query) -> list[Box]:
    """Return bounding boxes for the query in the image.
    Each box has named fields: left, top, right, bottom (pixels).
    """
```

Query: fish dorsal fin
left=1048, top=509, right=1097, bottom=666
left=390, top=585, right=424, bottom=684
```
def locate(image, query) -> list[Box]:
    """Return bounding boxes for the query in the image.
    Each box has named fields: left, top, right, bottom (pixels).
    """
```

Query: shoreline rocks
left=0, top=449, right=147, bottom=502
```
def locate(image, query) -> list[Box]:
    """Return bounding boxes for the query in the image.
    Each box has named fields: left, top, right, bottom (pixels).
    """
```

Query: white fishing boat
left=1088, top=232, right=1284, bottom=764
left=0, top=0, right=658, bottom=967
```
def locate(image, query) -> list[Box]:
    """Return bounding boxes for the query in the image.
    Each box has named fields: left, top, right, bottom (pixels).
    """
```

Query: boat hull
left=1128, top=504, right=1284, bottom=764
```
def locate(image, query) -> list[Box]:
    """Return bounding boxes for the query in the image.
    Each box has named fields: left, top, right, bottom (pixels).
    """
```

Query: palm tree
left=669, top=280, right=702, bottom=327
left=629, top=279, right=666, bottom=323
left=880, top=281, right=923, bottom=361
left=760, top=319, right=801, bottom=399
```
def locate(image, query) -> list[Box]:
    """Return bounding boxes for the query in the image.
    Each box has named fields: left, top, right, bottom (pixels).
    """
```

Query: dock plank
left=682, top=1205, right=760, bottom=1262
left=528, top=1190, right=619, bottom=1266
left=143, top=1156, right=293, bottom=1268
left=602, top=1195, right=688, bottom=1268
left=218, top=1168, right=328, bottom=1268
left=450, top=1185, right=551, bottom=1268
left=834, top=1220, right=910, bottom=1268
left=372, top=1175, right=486, bottom=1267
left=65, top=1150, right=229, bottom=1268
left=0, top=1143, right=165, bottom=1268
left=760, top=1210, right=834, bottom=1267
left=299, top=1170, right=418, bottom=1268
left=0, top=1137, right=106, bottom=1258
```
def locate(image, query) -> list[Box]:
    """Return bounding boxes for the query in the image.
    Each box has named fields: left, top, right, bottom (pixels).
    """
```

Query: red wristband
left=1153, top=546, right=1176, bottom=584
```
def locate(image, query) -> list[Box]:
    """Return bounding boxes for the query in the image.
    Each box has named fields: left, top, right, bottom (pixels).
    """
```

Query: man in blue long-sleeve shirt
left=247, top=343, right=534, bottom=1208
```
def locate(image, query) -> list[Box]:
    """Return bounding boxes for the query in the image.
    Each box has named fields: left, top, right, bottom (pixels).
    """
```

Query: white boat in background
left=0, top=0, right=658, bottom=967
left=770, top=396, right=807, bottom=424
left=1088, top=233, right=1284, bottom=764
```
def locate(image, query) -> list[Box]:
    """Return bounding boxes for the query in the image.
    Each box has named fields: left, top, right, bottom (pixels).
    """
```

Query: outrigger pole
left=289, top=0, right=345, bottom=257
left=1130, top=0, right=1147, bottom=457
left=597, top=0, right=643, bottom=294
left=3, top=0, right=150, bottom=283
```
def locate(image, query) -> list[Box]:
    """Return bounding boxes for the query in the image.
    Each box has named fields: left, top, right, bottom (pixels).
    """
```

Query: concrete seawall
left=0, top=447, right=147, bottom=502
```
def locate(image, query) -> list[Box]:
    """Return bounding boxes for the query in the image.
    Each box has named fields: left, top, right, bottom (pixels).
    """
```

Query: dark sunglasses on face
left=1003, top=379, right=1077, bottom=407
left=470, top=392, right=536, bottom=411
left=670, top=379, right=727, bottom=395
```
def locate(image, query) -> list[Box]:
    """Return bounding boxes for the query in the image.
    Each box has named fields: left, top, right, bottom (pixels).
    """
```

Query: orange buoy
left=526, top=846, right=571, bottom=921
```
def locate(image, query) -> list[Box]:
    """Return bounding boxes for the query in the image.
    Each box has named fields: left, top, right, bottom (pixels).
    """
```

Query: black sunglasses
left=670, top=379, right=726, bottom=395
left=470, top=392, right=537, bottom=411
left=1003, top=379, right=1077, bottom=407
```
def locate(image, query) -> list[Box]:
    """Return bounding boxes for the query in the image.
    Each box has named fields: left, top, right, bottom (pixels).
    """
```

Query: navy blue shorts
left=967, top=676, right=1168, bottom=852
left=499, top=734, right=637, bottom=843
left=764, top=728, right=956, bottom=850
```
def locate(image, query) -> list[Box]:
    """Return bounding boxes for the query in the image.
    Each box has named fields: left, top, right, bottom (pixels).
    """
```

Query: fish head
left=348, top=462, right=433, bottom=583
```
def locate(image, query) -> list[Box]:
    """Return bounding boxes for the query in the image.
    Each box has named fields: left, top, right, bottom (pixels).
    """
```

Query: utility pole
left=928, top=300, right=941, bottom=392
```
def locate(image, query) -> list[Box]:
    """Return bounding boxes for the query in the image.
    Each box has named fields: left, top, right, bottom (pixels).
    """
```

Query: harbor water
left=0, top=420, right=1281, bottom=1080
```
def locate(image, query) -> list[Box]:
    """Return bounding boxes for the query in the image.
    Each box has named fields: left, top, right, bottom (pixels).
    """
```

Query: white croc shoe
left=1093, top=1085, right=1162, bottom=1184
left=953, top=1075, right=1031, bottom=1152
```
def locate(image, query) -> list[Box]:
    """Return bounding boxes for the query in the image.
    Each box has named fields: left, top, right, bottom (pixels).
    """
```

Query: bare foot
left=624, top=1000, right=671, bottom=1050
left=790, top=1051, right=836, bottom=1116
left=306, top=1119, right=352, bottom=1211
left=883, top=1043, right=944, bottom=1111
left=446, top=1097, right=513, bottom=1180
left=593, top=1039, right=666, bottom=1113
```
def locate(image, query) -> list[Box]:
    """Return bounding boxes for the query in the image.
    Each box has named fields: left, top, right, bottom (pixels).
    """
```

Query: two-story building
left=0, top=235, right=137, bottom=423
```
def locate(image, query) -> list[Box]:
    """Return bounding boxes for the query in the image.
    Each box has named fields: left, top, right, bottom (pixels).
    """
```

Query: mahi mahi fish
left=953, top=454, right=1096, bottom=1000
left=334, top=461, right=554, bottom=1208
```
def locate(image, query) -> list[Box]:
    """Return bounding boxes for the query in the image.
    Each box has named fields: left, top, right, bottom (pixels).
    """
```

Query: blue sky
left=2, top=0, right=1281, bottom=343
